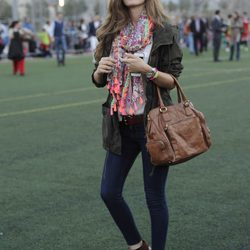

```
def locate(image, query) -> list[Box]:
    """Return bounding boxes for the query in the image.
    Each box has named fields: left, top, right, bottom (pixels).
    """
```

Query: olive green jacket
left=92, top=22, right=183, bottom=155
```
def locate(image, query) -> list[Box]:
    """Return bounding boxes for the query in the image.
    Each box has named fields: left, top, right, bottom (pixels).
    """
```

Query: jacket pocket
left=102, top=104, right=121, bottom=154
left=102, top=104, right=111, bottom=149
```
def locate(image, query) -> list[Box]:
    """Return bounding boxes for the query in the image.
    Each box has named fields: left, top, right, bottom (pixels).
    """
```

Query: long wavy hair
left=95, top=0, right=167, bottom=62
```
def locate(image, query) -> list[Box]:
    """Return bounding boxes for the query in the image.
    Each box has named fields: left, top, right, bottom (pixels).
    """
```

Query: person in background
left=190, top=15, right=205, bottom=56
left=225, top=14, right=233, bottom=53
left=229, top=11, right=243, bottom=61
left=22, top=17, right=36, bottom=54
left=202, top=17, right=209, bottom=52
left=0, top=22, right=8, bottom=60
left=37, top=26, right=52, bottom=57
left=0, top=34, right=4, bottom=60
left=43, top=21, right=53, bottom=54
left=66, top=20, right=78, bottom=50
left=8, top=21, right=27, bottom=76
left=50, top=13, right=67, bottom=66
left=0, top=22, right=9, bottom=45
left=23, top=17, right=35, bottom=33
left=44, top=21, right=52, bottom=38
left=211, top=10, right=224, bottom=62
left=79, top=19, right=88, bottom=51
left=88, top=15, right=101, bottom=53
left=184, top=17, right=195, bottom=54
left=241, top=12, right=249, bottom=51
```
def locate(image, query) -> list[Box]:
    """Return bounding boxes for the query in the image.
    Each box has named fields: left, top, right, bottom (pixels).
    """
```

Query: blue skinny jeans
left=100, top=123, right=169, bottom=250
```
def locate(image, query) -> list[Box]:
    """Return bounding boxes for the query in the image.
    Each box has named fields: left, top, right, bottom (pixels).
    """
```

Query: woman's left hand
left=120, top=53, right=151, bottom=74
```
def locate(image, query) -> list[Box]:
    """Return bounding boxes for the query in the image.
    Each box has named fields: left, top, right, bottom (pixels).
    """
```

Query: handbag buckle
left=160, top=107, right=168, bottom=113
left=184, top=100, right=190, bottom=107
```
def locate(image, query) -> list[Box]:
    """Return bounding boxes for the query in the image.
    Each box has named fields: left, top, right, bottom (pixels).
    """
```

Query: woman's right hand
left=96, top=57, right=116, bottom=75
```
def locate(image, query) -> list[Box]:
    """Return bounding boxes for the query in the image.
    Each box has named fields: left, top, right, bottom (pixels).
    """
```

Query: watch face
left=147, top=72, right=154, bottom=78
left=146, top=68, right=156, bottom=78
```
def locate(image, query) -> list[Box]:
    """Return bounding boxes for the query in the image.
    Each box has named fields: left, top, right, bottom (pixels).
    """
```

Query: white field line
left=0, top=76, right=249, bottom=118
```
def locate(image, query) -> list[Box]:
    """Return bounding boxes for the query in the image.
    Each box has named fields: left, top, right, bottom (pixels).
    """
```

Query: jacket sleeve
left=91, top=61, right=108, bottom=88
left=167, top=31, right=184, bottom=78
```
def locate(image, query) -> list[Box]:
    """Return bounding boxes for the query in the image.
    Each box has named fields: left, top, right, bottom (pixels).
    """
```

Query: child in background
left=8, top=21, right=26, bottom=76
left=37, top=27, right=52, bottom=57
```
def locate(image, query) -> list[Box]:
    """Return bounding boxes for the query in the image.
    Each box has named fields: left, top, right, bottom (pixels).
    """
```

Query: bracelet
left=149, top=68, right=159, bottom=81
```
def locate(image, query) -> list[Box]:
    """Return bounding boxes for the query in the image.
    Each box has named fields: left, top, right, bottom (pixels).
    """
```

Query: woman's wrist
left=149, top=68, right=159, bottom=81
left=93, top=70, right=103, bottom=84
left=144, top=66, right=159, bottom=80
left=142, top=64, right=153, bottom=74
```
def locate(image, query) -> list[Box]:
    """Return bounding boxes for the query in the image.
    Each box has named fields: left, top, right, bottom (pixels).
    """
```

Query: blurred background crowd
left=0, top=14, right=101, bottom=59
left=0, top=0, right=249, bottom=61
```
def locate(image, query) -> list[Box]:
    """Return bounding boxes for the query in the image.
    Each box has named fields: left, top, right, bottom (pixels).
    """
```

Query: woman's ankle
left=129, top=240, right=150, bottom=250
left=129, top=240, right=143, bottom=250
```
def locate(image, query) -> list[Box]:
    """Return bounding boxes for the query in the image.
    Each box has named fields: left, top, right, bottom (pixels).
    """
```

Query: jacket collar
left=103, top=23, right=175, bottom=57
left=151, top=23, right=175, bottom=54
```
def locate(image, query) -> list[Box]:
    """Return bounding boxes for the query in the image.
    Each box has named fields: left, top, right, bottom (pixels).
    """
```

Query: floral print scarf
left=107, top=12, right=154, bottom=115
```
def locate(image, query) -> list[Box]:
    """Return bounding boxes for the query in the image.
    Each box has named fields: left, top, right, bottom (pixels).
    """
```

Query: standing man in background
left=211, top=10, right=224, bottom=62
left=190, top=15, right=205, bottom=56
left=51, top=13, right=67, bottom=66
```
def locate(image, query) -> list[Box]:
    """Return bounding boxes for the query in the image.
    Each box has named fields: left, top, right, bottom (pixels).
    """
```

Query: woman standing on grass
left=229, top=11, right=243, bottom=61
left=8, top=21, right=27, bottom=76
left=92, top=0, right=183, bottom=249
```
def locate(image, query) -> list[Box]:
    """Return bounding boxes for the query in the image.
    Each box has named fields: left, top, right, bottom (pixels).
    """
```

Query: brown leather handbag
left=146, top=76, right=212, bottom=166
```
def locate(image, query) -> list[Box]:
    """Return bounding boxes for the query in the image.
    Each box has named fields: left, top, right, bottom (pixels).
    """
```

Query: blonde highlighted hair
left=95, top=0, right=167, bottom=62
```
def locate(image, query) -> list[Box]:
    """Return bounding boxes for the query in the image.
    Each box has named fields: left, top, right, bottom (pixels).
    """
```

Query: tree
left=94, top=0, right=100, bottom=15
left=25, top=0, right=49, bottom=30
left=168, top=0, right=178, bottom=12
left=63, top=0, right=88, bottom=19
left=0, top=0, right=12, bottom=20
left=219, top=0, right=228, bottom=10
left=179, top=0, right=191, bottom=12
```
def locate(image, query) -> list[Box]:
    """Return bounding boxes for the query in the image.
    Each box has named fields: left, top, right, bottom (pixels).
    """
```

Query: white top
left=128, top=41, right=152, bottom=116
left=109, top=39, right=153, bottom=119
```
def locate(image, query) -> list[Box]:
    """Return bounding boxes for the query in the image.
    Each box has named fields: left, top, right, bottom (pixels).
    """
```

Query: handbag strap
left=156, top=75, right=188, bottom=107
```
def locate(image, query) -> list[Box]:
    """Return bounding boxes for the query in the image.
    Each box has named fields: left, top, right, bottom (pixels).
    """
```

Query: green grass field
left=0, top=49, right=250, bottom=250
